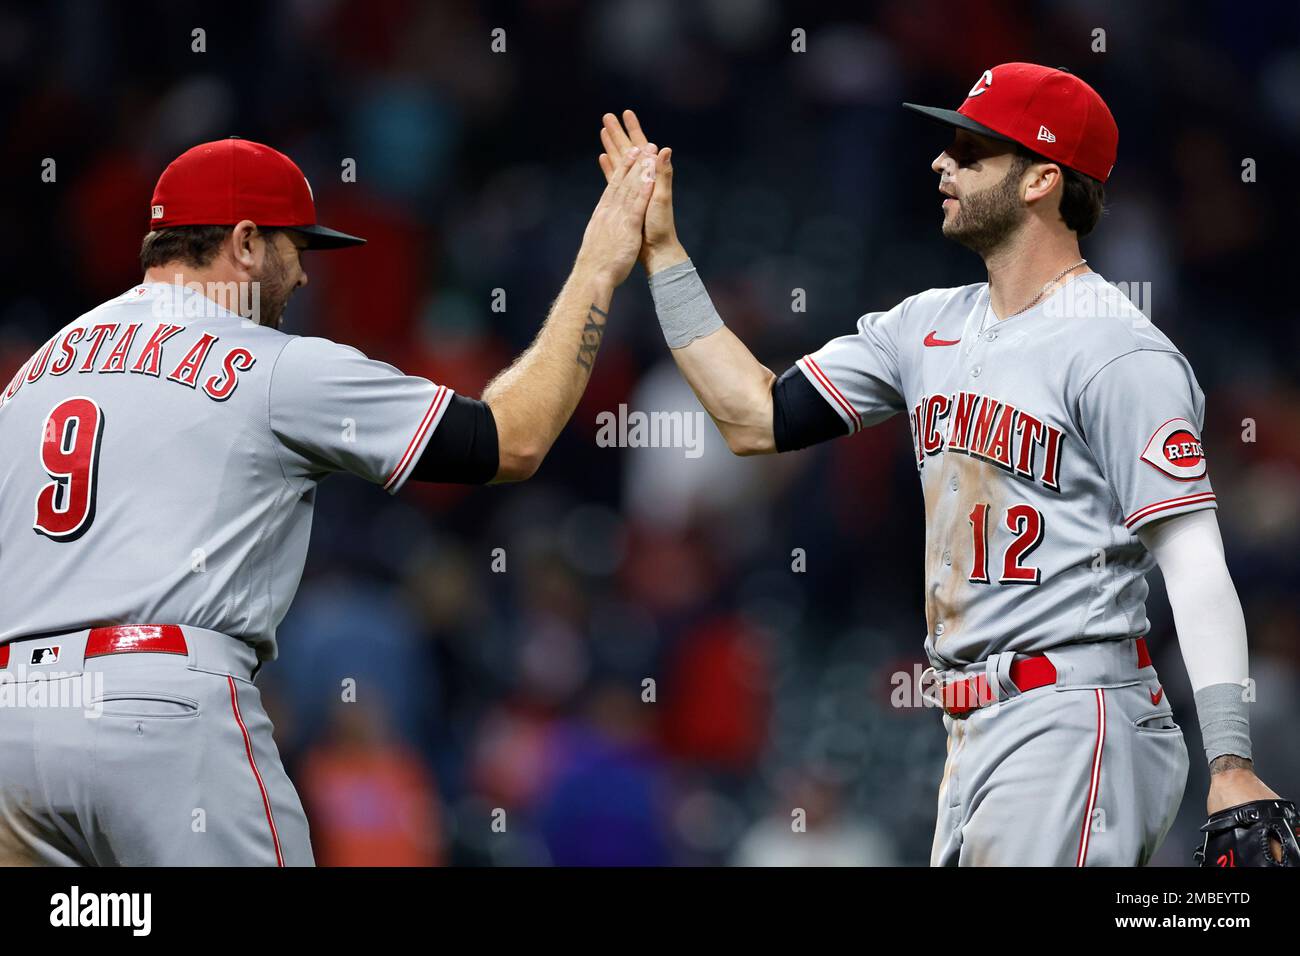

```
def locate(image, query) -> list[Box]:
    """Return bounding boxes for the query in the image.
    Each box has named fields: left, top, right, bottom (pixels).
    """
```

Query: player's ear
left=230, top=220, right=259, bottom=269
left=1023, top=162, right=1062, bottom=206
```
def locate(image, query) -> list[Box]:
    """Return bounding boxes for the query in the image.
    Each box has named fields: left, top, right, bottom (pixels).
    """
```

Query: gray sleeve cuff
left=1194, top=682, right=1252, bottom=764
left=647, top=258, right=724, bottom=349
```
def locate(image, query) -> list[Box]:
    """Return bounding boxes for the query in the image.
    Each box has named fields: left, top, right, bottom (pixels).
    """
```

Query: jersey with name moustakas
left=797, top=272, right=1216, bottom=667
left=0, top=283, right=453, bottom=660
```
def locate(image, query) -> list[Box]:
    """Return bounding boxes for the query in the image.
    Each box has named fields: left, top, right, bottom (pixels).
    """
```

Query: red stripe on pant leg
left=227, top=675, right=283, bottom=867
left=1076, top=688, right=1106, bottom=866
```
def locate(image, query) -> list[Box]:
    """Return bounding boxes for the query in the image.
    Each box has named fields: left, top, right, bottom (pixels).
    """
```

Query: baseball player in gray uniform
left=0, top=136, right=658, bottom=865
left=600, top=64, right=1291, bottom=865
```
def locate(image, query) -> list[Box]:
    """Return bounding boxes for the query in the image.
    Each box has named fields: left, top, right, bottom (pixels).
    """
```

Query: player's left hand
left=1207, top=765, right=1280, bottom=814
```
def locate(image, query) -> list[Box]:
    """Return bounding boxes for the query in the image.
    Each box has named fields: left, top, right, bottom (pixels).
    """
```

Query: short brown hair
left=139, top=225, right=282, bottom=271
left=1013, top=147, right=1106, bottom=237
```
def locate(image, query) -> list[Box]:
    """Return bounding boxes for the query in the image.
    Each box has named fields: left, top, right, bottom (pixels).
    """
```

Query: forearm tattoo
left=1210, top=754, right=1253, bottom=775
left=576, top=304, right=607, bottom=370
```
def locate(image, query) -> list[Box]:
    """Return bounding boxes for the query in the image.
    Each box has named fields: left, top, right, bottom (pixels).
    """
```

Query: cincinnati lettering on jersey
left=910, top=390, right=1064, bottom=492
left=0, top=321, right=255, bottom=413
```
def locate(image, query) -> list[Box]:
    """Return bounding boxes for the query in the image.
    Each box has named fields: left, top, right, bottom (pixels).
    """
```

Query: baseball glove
left=1194, top=798, right=1300, bottom=867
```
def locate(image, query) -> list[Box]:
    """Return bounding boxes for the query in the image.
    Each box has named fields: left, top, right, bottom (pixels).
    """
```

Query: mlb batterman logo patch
left=31, top=646, right=60, bottom=665
left=1141, top=418, right=1207, bottom=480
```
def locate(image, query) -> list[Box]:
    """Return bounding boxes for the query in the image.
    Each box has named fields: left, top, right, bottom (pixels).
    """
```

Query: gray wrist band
left=647, top=258, right=724, bottom=349
left=1194, top=682, right=1252, bottom=764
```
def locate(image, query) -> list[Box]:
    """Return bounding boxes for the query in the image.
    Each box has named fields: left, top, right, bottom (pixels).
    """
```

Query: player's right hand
left=575, top=140, right=657, bottom=288
left=599, top=109, right=687, bottom=276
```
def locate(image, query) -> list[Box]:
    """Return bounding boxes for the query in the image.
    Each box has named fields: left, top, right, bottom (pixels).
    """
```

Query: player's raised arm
left=481, top=144, right=657, bottom=482
left=599, top=112, right=779, bottom=455
left=599, top=110, right=904, bottom=457
left=267, top=147, right=655, bottom=493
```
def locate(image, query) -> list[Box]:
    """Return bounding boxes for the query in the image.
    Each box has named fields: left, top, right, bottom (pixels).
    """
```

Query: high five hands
left=575, top=132, right=658, bottom=290
left=599, top=110, right=689, bottom=277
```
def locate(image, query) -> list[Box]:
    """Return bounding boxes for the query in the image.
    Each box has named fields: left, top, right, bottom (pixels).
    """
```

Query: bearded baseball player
left=0, top=136, right=657, bottom=865
left=601, top=64, right=1300, bottom=866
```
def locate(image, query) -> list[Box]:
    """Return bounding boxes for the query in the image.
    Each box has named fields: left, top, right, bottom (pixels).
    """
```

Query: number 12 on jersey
left=968, top=502, right=1044, bottom=585
left=34, top=397, right=105, bottom=542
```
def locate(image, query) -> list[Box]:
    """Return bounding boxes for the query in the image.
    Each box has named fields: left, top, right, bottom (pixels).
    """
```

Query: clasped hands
left=576, top=109, right=689, bottom=290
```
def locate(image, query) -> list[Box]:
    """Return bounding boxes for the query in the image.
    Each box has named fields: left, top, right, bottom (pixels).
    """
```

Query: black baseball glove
left=1194, top=799, right=1300, bottom=867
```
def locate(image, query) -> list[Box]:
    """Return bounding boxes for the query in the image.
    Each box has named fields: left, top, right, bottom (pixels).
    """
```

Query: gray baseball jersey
left=797, top=272, right=1215, bottom=668
left=0, top=282, right=453, bottom=660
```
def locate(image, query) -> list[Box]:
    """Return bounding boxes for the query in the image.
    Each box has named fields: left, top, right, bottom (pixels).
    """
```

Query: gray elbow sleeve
left=647, top=258, right=724, bottom=348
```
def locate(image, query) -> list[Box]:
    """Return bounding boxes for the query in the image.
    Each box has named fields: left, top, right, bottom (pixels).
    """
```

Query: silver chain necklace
left=1005, top=258, right=1088, bottom=318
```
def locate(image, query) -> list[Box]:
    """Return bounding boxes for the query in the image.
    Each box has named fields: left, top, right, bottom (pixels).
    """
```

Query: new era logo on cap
left=1037, top=125, right=1056, bottom=143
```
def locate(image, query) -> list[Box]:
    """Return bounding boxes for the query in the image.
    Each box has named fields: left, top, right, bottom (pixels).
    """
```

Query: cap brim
left=287, top=224, right=367, bottom=250
left=901, top=103, right=1017, bottom=143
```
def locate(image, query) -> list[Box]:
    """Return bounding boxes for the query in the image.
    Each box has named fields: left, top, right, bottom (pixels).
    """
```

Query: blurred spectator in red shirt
left=660, top=614, right=771, bottom=770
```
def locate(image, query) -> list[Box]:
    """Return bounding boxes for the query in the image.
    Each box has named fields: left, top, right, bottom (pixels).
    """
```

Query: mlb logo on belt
left=1141, top=418, right=1207, bottom=480
left=31, top=646, right=60, bottom=665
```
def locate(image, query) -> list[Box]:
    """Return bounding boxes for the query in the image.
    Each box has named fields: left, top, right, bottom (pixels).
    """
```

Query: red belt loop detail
left=940, top=636, right=1150, bottom=718
left=1135, top=637, right=1151, bottom=669
left=941, top=654, right=1059, bottom=717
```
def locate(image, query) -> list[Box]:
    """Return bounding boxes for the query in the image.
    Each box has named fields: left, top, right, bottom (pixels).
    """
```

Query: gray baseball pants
left=0, top=625, right=313, bottom=866
left=930, top=637, right=1190, bottom=866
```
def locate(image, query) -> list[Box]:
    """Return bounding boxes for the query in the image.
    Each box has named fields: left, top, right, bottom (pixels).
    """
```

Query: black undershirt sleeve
left=410, top=393, right=500, bottom=485
left=772, top=364, right=851, bottom=452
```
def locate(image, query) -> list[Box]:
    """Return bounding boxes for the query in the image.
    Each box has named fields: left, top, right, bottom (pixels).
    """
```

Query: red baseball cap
left=903, top=63, right=1118, bottom=183
left=149, top=137, right=365, bottom=249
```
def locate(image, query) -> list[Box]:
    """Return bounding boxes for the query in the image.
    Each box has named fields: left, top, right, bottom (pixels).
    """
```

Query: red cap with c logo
left=149, top=138, right=365, bottom=249
left=904, top=63, right=1118, bottom=183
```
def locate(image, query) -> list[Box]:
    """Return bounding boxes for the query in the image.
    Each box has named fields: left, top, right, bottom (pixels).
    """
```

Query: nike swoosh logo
left=1149, top=686, right=1164, bottom=705
left=923, top=331, right=961, bottom=347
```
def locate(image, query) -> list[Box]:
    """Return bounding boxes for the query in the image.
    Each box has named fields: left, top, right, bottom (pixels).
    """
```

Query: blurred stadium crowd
left=2, top=0, right=1298, bottom=865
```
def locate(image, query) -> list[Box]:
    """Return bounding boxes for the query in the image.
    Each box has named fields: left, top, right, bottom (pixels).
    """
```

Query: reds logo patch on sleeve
left=1141, top=418, right=1207, bottom=480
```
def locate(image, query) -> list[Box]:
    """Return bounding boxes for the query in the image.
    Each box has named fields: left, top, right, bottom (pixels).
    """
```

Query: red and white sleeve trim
left=383, top=385, right=453, bottom=494
left=1123, top=491, right=1217, bottom=530
left=797, top=355, right=862, bottom=433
